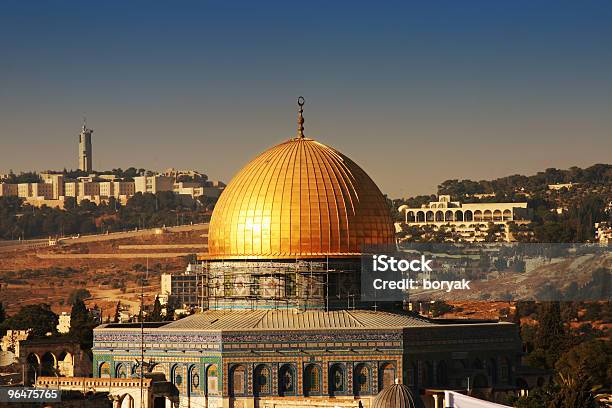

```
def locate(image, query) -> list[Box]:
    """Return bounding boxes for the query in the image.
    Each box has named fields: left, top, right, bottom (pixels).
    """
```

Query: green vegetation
left=69, top=299, right=98, bottom=351
left=0, top=191, right=212, bottom=239
left=0, top=304, right=58, bottom=337
left=437, top=164, right=612, bottom=197
left=1, top=171, right=42, bottom=184
left=67, top=288, right=92, bottom=305
left=511, top=301, right=611, bottom=407
left=391, top=164, right=612, bottom=242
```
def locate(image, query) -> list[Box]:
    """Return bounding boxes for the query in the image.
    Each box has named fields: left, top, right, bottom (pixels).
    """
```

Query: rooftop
left=98, top=309, right=505, bottom=332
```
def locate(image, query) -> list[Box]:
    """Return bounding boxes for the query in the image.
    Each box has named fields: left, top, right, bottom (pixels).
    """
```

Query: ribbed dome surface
left=207, top=137, right=394, bottom=259
left=373, top=383, right=424, bottom=408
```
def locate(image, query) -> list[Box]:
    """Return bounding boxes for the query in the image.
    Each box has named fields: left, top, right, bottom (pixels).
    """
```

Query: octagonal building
left=92, top=99, right=521, bottom=408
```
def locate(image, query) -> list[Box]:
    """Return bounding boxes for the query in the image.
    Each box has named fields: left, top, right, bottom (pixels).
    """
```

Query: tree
left=147, top=296, right=163, bottom=322
left=113, top=301, right=121, bottom=323
left=69, top=299, right=98, bottom=350
left=0, top=304, right=58, bottom=337
left=0, top=302, right=5, bottom=325
left=549, top=368, right=599, bottom=408
left=67, top=288, right=92, bottom=305
left=555, top=340, right=611, bottom=391
left=430, top=301, right=453, bottom=317
left=165, top=303, right=175, bottom=321
left=530, top=302, right=567, bottom=369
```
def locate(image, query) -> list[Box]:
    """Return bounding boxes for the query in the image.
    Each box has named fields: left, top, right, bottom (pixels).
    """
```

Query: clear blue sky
left=1, top=1, right=611, bottom=197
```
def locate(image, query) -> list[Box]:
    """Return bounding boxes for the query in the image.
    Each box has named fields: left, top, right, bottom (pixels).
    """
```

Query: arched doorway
left=57, top=351, right=73, bottom=377
left=41, top=352, right=56, bottom=377
left=25, top=353, right=40, bottom=385
left=119, top=393, right=134, bottom=408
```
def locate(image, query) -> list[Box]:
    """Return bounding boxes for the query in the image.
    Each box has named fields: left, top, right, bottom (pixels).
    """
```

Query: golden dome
left=207, top=135, right=395, bottom=259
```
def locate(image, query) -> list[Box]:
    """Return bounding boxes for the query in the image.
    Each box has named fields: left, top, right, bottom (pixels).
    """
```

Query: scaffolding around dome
left=198, top=258, right=364, bottom=311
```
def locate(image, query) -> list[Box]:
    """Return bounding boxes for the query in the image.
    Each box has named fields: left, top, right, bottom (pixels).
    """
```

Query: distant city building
left=159, top=264, right=203, bottom=308
left=162, top=168, right=208, bottom=181
left=0, top=125, right=224, bottom=206
left=134, top=175, right=175, bottom=194
left=547, top=182, right=578, bottom=190
left=78, top=122, right=94, bottom=172
left=0, top=329, right=30, bottom=356
left=40, top=173, right=65, bottom=199
left=0, top=183, right=18, bottom=197
left=595, top=222, right=612, bottom=245
left=57, top=312, right=71, bottom=334
left=398, top=195, right=531, bottom=242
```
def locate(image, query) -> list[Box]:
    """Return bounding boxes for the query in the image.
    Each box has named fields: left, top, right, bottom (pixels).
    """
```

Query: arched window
left=455, top=210, right=464, bottom=222
left=500, top=357, right=510, bottom=382
left=230, top=365, right=246, bottom=396
left=436, top=361, right=448, bottom=387
left=422, top=361, right=433, bottom=387
left=473, top=358, right=484, bottom=370
left=464, top=210, right=473, bottom=222
left=483, top=210, right=493, bottom=222
left=445, top=210, right=454, bottom=222
left=303, top=364, right=321, bottom=396
left=489, top=358, right=498, bottom=385
left=254, top=365, right=271, bottom=396
left=473, top=374, right=488, bottom=388
left=206, top=364, right=219, bottom=395
left=115, top=363, right=127, bottom=378
left=353, top=363, right=370, bottom=396
left=417, top=211, right=425, bottom=222
left=189, top=365, right=200, bottom=394
left=329, top=364, right=345, bottom=395
left=379, top=363, right=395, bottom=390
left=407, top=363, right=417, bottom=387
left=435, top=210, right=444, bottom=222
left=474, top=210, right=483, bottom=222
left=426, top=211, right=434, bottom=222
left=171, top=365, right=183, bottom=387
left=99, top=362, right=111, bottom=378
left=503, top=209, right=512, bottom=221
left=493, top=210, right=502, bottom=221
left=279, top=364, right=295, bottom=396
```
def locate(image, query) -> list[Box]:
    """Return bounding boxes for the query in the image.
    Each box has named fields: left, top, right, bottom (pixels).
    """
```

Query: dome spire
left=297, top=96, right=305, bottom=138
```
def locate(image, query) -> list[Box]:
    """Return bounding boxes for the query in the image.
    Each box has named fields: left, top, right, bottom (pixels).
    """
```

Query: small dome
left=373, top=383, right=424, bottom=408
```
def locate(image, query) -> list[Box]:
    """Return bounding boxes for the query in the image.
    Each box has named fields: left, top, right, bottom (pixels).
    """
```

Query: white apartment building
left=134, top=175, right=174, bottom=194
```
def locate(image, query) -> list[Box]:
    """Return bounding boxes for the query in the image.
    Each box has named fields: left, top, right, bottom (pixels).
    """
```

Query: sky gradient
left=1, top=1, right=611, bottom=197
